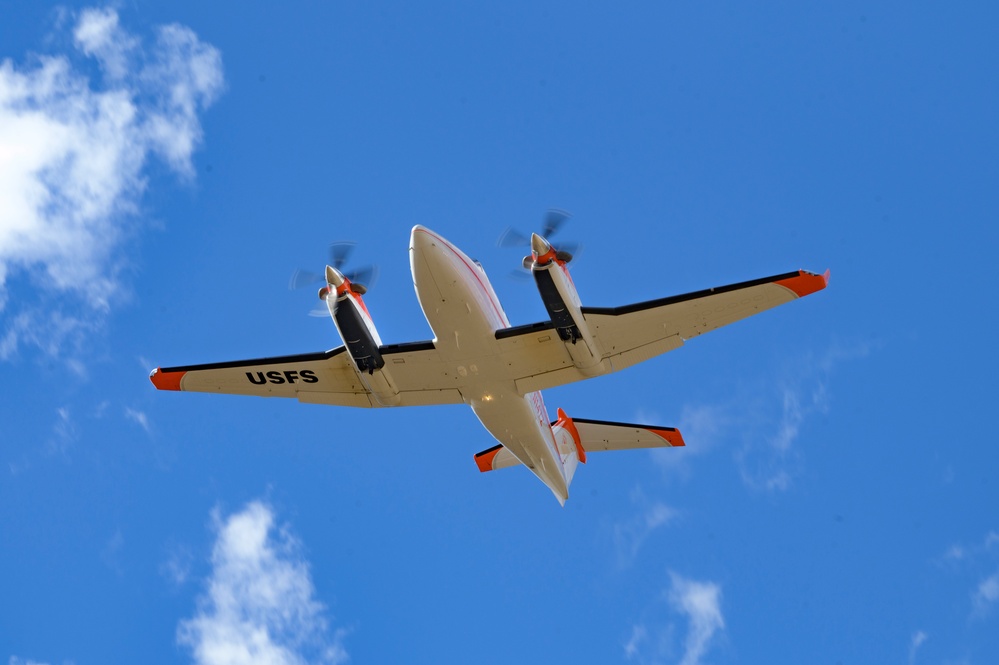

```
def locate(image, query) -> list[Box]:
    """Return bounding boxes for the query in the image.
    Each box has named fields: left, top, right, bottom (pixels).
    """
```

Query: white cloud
left=623, top=572, right=723, bottom=665
left=178, top=501, right=348, bottom=665
left=8, top=658, right=52, bottom=665
left=0, top=6, right=222, bottom=360
left=74, top=7, right=137, bottom=80
left=667, top=572, right=724, bottom=665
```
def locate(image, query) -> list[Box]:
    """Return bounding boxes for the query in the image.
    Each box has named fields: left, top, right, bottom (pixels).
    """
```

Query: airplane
left=150, top=224, right=828, bottom=504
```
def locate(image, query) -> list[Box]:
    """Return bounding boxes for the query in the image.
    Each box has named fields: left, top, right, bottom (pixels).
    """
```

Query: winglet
left=149, top=367, right=185, bottom=391
left=775, top=269, right=830, bottom=298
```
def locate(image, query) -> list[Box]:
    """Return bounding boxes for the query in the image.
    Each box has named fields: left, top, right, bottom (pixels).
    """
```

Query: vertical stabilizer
left=551, top=407, right=586, bottom=488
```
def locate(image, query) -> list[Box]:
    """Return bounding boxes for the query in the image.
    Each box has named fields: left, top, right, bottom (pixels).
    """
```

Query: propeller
left=289, top=242, right=379, bottom=316
left=497, top=208, right=581, bottom=265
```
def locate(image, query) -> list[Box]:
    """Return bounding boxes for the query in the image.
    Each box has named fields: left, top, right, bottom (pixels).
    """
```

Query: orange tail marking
left=555, top=408, right=586, bottom=463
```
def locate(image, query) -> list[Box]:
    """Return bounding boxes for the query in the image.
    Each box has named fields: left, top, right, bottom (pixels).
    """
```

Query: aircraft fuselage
left=409, top=225, right=569, bottom=501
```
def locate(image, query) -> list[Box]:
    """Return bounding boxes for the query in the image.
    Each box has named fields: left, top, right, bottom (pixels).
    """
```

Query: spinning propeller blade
left=498, top=208, right=582, bottom=268
left=290, top=241, right=379, bottom=314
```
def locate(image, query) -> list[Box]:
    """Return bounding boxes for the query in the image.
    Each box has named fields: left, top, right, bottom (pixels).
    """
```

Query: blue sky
left=1, top=2, right=997, bottom=663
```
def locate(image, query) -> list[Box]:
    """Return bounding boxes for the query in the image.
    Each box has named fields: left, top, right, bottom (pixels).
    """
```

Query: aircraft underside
left=150, top=222, right=827, bottom=504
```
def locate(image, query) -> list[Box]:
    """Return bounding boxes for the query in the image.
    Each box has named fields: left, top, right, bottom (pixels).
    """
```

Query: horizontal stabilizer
left=570, top=417, right=685, bottom=450
left=472, top=414, right=683, bottom=473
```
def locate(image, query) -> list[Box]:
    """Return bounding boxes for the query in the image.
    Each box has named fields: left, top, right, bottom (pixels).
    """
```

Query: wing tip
left=649, top=427, right=686, bottom=447
left=474, top=444, right=503, bottom=472
left=150, top=367, right=185, bottom=391
left=775, top=269, right=830, bottom=298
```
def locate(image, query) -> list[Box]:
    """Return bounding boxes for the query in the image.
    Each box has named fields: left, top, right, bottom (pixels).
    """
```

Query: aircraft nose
left=410, top=225, right=432, bottom=253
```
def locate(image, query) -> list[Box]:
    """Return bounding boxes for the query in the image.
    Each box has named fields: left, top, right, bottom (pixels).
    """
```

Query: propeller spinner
left=289, top=242, right=378, bottom=314
left=498, top=209, right=581, bottom=269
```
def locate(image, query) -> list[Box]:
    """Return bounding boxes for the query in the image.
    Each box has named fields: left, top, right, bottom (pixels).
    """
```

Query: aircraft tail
left=473, top=409, right=684, bottom=489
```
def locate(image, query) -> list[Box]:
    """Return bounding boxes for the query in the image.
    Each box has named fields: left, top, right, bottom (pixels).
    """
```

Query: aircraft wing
left=498, top=269, right=829, bottom=392
left=149, top=341, right=464, bottom=407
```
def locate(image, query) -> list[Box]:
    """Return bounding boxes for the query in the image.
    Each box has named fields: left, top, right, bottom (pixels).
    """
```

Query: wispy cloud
left=650, top=403, right=728, bottom=479
left=908, top=630, right=927, bottom=665
left=178, top=501, right=348, bottom=665
left=622, top=620, right=678, bottom=665
left=101, top=528, right=125, bottom=575
left=939, top=531, right=999, bottom=569
left=737, top=342, right=871, bottom=491
left=936, top=530, right=999, bottom=620
left=0, top=6, right=223, bottom=361
left=124, top=407, right=150, bottom=433
left=653, top=340, right=869, bottom=492
left=613, top=488, right=679, bottom=567
left=8, top=658, right=52, bottom=665
left=161, top=543, right=194, bottom=588
left=623, top=624, right=648, bottom=661
left=973, top=571, right=999, bottom=615
left=46, top=406, right=76, bottom=457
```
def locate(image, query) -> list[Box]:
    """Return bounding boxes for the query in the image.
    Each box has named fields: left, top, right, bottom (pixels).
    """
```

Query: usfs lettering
left=246, top=372, right=267, bottom=385
left=245, top=369, right=320, bottom=385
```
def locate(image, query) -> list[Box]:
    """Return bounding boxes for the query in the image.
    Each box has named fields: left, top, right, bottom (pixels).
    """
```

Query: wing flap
left=606, top=334, right=684, bottom=373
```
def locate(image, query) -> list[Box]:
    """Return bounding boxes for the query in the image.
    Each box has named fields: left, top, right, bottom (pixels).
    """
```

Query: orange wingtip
left=149, top=367, right=185, bottom=391
left=474, top=445, right=502, bottom=472
left=649, top=428, right=685, bottom=447
left=775, top=269, right=830, bottom=298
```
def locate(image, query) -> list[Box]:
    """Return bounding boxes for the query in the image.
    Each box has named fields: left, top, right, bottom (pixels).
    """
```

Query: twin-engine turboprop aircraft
left=150, top=225, right=828, bottom=504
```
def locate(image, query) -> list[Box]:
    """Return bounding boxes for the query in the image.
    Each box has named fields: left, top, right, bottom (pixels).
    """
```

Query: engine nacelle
left=529, top=234, right=606, bottom=376
left=323, top=265, right=400, bottom=406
